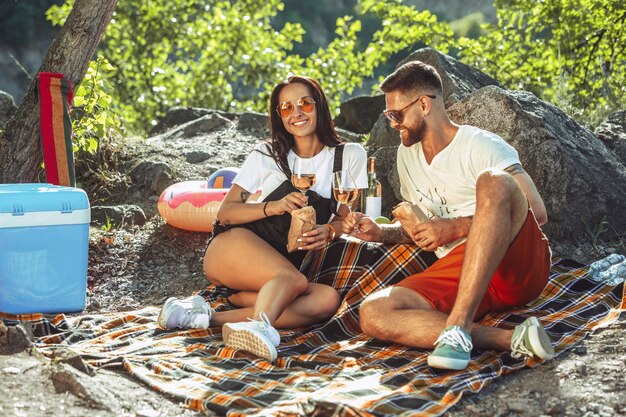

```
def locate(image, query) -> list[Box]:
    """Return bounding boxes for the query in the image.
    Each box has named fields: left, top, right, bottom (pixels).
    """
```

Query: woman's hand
left=296, top=224, right=330, bottom=251
left=267, top=192, right=308, bottom=216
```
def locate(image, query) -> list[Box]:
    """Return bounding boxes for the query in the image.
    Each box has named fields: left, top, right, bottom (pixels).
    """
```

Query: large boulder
left=447, top=86, right=626, bottom=247
left=399, top=47, right=501, bottom=108
left=595, top=110, right=626, bottom=165
left=334, top=95, right=386, bottom=134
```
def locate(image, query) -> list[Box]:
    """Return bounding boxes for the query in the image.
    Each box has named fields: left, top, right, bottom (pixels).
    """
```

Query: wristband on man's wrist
left=326, top=223, right=336, bottom=242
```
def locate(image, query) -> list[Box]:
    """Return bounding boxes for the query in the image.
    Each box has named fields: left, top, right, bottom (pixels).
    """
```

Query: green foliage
left=583, top=215, right=609, bottom=250
left=449, top=12, right=486, bottom=39
left=71, top=57, right=120, bottom=155
left=456, top=0, right=626, bottom=122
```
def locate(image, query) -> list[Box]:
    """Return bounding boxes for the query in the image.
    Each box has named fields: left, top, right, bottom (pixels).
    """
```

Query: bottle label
left=365, top=197, right=382, bottom=218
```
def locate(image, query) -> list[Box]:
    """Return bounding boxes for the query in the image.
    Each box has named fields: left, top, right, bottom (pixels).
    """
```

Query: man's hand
left=348, top=212, right=382, bottom=242
left=409, top=217, right=470, bottom=251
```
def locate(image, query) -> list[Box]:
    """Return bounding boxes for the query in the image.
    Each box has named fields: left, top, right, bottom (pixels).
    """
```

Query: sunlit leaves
left=457, top=0, right=626, bottom=121
left=71, top=57, right=119, bottom=155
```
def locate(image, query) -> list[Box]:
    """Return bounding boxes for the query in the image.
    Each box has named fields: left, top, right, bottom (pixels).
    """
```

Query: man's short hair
left=380, top=60, right=443, bottom=95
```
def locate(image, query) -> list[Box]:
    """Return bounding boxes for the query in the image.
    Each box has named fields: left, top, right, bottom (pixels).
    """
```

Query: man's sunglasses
left=276, top=96, right=316, bottom=118
left=383, top=95, right=436, bottom=124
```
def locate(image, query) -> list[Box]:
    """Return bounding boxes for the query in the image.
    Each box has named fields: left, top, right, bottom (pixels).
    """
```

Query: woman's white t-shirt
left=234, top=142, right=368, bottom=201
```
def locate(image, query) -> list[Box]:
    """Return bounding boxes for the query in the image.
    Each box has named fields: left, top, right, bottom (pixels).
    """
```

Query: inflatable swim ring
left=158, top=178, right=261, bottom=232
left=158, top=180, right=227, bottom=232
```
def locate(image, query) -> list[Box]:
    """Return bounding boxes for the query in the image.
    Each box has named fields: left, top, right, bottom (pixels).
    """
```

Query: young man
left=347, top=61, right=555, bottom=370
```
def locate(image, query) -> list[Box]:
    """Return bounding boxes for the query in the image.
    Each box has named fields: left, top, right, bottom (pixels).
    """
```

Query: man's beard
left=401, top=120, right=427, bottom=147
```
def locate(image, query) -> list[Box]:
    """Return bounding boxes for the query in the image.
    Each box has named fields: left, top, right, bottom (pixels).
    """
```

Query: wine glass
left=291, top=156, right=316, bottom=196
left=332, top=170, right=359, bottom=212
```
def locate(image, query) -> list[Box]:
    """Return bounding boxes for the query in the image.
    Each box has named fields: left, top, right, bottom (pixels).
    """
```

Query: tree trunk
left=0, top=0, right=117, bottom=183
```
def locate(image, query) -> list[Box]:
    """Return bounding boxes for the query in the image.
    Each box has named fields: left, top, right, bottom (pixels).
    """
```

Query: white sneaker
left=222, top=312, right=280, bottom=362
left=157, top=295, right=212, bottom=329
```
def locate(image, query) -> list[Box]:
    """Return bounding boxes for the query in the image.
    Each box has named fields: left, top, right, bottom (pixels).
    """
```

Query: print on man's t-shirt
left=414, top=186, right=457, bottom=218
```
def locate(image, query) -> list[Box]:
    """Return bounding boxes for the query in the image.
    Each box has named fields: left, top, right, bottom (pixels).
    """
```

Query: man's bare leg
left=446, top=170, right=529, bottom=331
left=359, top=287, right=512, bottom=352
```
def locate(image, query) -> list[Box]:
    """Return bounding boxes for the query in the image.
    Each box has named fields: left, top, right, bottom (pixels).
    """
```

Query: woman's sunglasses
left=276, top=96, right=316, bottom=118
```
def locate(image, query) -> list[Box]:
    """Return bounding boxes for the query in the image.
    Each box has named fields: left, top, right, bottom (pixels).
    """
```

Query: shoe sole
left=526, top=317, right=555, bottom=360
left=427, top=354, right=469, bottom=370
left=156, top=297, right=176, bottom=329
left=223, top=324, right=277, bottom=362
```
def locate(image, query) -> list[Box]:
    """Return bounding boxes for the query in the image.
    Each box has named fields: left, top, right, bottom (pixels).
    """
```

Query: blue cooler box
left=0, top=184, right=90, bottom=314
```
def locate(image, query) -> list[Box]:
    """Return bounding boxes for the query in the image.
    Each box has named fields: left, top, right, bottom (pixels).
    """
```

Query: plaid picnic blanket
left=6, top=240, right=625, bottom=416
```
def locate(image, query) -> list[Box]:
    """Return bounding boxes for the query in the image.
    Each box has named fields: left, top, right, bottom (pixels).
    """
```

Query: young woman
left=158, top=76, right=367, bottom=362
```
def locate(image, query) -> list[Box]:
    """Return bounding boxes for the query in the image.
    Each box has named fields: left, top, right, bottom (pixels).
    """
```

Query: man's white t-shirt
left=234, top=142, right=368, bottom=202
left=397, top=125, right=520, bottom=258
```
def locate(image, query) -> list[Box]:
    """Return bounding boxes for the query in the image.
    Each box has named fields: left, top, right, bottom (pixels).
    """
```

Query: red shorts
left=395, top=209, right=551, bottom=319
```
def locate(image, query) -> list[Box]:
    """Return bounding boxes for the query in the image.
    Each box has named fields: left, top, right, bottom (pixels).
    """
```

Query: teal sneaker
left=511, top=316, right=555, bottom=360
left=427, top=326, right=473, bottom=370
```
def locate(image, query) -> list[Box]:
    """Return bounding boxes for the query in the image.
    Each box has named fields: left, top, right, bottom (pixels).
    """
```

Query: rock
left=184, top=150, right=213, bottom=164
left=237, top=111, right=269, bottom=131
left=0, top=90, right=17, bottom=126
left=334, top=95, right=386, bottom=134
left=336, top=127, right=365, bottom=143
left=546, top=397, right=566, bottom=416
left=91, top=204, right=147, bottom=227
left=447, top=86, right=626, bottom=247
left=0, top=323, right=33, bottom=354
left=149, top=106, right=234, bottom=135
left=398, top=47, right=502, bottom=107
left=507, top=399, right=528, bottom=412
left=50, top=363, right=119, bottom=412
left=371, top=146, right=403, bottom=217
left=595, top=110, right=626, bottom=165
left=129, top=160, right=175, bottom=195
left=574, top=345, right=588, bottom=355
left=50, top=348, right=96, bottom=376
left=368, top=113, right=401, bottom=152
left=147, top=113, right=233, bottom=143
